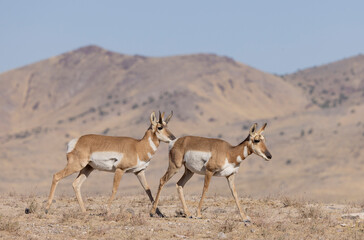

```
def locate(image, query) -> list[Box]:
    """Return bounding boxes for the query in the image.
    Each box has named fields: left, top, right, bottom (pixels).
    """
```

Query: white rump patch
left=236, top=155, right=243, bottom=163
left=149, top=137, right=157, bottom=151
left=89, top=151, right=123, bottom=172
left=184, top=151, right=211, bottom=175
left=243, top=146, right=248, bottom=158
left=67, top=138, right=79, bottom=153
left=126, top=155, right=150, bottom=173
left=168, top=138, right=178, bottom=151
left=214, top=158, right=240, bottom=177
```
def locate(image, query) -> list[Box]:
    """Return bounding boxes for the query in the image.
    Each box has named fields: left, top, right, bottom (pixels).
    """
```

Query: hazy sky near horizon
left=1, top=1, right=363, bottom=74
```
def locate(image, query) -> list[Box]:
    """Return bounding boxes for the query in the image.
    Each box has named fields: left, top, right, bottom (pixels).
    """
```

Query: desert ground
left=1, top=193, right=364, bottom=240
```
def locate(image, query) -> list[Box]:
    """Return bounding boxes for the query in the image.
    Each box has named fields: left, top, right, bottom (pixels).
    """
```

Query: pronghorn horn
left=257, top=123, right=267, bottom=134
left=150, top=111, right=157, bottom=124
left=161, top=112, right=165, bottom=121
left=158, top=111, right=163, bottom=124
left=249, top=123, right=258, bottom=135
left=165, top=111, right=173, bottom=124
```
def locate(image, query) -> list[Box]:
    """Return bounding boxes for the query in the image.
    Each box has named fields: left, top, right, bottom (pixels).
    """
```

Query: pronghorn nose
left=170, top=134, right=176, bottom=140
left=266, top=151, right=272, bottom=159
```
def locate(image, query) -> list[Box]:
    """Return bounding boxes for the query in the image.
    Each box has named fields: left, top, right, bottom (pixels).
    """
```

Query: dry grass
left=1, top=194, right=364, bottom=239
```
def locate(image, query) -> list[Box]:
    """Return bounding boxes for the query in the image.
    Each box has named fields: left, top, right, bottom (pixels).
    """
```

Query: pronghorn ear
left=258, top=123, right=267, bottom=134
left=150, top=112, right=157, bottom=125
left=249, top=123, right=258, bottom=136
left=165, top=111, right=173, bottom=124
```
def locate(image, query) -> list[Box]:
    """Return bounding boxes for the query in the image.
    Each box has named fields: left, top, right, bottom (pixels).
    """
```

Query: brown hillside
left=1, top=46, right=364, bottom=204
left=284, top=54, right=364, bottom=108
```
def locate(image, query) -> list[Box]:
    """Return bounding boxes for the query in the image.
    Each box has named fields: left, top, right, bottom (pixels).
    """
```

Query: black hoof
left=157, top=210, right=166, bottom=218
left=25, top=208, right=30, bottom=214
left=243, top=219, right=251, bottom=226
left=45, top=209, right=48, bottom=214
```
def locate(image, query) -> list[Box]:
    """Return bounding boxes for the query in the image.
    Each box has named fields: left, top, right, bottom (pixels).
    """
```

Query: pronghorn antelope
left=45, top=111, right=175, bottom=215
left=150, top=123, right=272, bottom=222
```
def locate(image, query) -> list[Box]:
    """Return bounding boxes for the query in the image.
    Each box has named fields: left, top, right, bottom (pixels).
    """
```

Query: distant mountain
left=0, top=45, right=306, bottom=135
left=284, top=54, right=364, bottom=108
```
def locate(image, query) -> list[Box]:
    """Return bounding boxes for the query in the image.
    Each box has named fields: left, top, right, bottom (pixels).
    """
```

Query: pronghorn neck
left=140, top=128, right=160, bottom=151
left=233, top=136, right=253, bottom=162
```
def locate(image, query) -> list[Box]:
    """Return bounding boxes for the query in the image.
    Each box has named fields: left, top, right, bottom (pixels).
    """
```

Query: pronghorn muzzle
left=166, top=129, right=176, bottom=141
left=265, top=150, right=272, bottom=160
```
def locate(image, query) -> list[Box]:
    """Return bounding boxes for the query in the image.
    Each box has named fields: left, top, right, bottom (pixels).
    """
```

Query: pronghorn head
left=248, top=123, right=272, bottom=161
left=150, top=111, right=176, bottom=143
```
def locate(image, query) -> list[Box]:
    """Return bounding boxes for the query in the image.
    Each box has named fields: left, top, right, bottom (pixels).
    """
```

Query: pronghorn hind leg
left=73, top=165, right=94, bottom=212
left=176, top=167, right=194, bottom=218
left=45, top=159, right=85, bottom=213
left=150, top=163, right=179, bottom=217
left=107, top=168, right=124, bottom=211
left=196, top=169, right=213, bottom=219
left=135, top=170, right=164, bottom=217
left=226, top=174, right=250, bottom=223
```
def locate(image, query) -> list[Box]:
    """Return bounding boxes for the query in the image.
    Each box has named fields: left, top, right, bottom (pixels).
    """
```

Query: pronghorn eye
left=157, top=126, right=163, bottom=130
left=253, top=139, right=260, bottom=143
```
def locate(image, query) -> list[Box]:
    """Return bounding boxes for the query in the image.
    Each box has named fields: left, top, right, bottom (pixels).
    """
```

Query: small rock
left=126, top=208, right=135, bottom=216
left=218, top=232, right=227, bottom=239
left=214, top=208, right=227, bottom=214
left=174, top=234, right=186, bottom=238
left=340, top=223, right=347, bottom=227
left=342, top=212, right=364, bottom=220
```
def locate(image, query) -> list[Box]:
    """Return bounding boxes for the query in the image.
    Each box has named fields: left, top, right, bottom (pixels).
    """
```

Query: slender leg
left=72, top=165, right=94, bottom=212
left=45, top=159, right=85, bottom=213
left=226, top=174, right=250, bottom=223
left=108, top=168, right=124, bottom=208
left=197, top=170, right=213, bottom=218
left=176, top=167, right=194, bottom=217
left=150, top=164, right=179, bottom=217
left=135, top=170, right=164, bottom=217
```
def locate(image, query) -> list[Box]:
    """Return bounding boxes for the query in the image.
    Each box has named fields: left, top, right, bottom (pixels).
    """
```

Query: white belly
left=89, top=152, right=123, bottom=172
left=184, top=151, right=211, bottom=174
left=214, top=159, right=240, bottom=177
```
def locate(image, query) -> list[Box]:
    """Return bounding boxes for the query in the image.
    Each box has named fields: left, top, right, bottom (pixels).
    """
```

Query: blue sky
left=0, top=1, right=363, bottom=74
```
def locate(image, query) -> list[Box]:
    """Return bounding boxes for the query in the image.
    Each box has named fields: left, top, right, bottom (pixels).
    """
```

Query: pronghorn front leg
left=108, top=168, right=124, bottom=210
left=135, top=170, right=164, bottom=217
left=197, top=169, right=213, bottom=219
left=226, top=174, right=250, bottom=223
left=150, top=164, right=179, bottom=217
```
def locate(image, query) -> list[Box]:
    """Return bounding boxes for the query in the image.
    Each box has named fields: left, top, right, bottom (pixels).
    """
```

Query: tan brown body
left=150, top=123, right=272, bottom=223
left=69, top=133, right=159, bottom=173
left=45, top=112, right=175, bottom=215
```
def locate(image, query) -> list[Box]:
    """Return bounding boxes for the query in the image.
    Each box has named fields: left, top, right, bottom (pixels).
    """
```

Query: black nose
left=170, top=134, right=176, bottom=140
left=266, top=151, right=272, bottom=159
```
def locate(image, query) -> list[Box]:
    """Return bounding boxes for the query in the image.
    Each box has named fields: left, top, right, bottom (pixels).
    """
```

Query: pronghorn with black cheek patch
left=45, top=111, right=175, bottom=215
left=150, top=123, right=272, bottom=223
